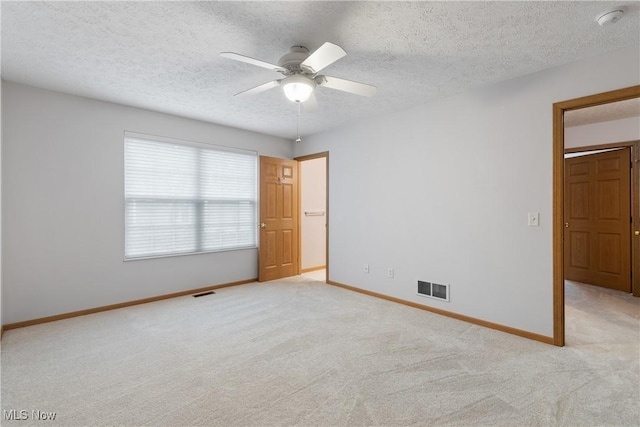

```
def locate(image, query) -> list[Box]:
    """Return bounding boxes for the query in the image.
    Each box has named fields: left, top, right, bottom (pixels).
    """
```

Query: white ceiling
left=564, top=97, right=640, bottom=127
left=2, top=1, right=639, bottom=140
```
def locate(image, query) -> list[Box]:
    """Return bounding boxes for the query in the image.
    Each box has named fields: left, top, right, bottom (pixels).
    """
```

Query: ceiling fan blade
left=317, top=75, right=377, bottom=97
left=303, top=93, right=319, bottom=113
left=220, top=52, right=284, bottom=72
left=300, top=42, right=346, bottom=74
left=234, top=80, right=281, bottom=97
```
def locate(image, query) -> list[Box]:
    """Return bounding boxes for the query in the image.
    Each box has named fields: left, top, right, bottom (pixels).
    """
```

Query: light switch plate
left=528, top=212, right=540, bottom=227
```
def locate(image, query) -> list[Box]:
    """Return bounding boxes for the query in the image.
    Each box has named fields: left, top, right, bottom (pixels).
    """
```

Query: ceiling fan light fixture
left=282, top=75, right=316, bottom=103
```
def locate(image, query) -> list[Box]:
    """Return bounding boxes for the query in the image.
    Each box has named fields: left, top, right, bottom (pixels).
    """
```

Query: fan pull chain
left=295, top=101, right=302, bottom=143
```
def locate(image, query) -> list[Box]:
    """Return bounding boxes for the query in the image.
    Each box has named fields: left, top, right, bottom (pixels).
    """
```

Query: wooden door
left=259, top=156, right=299, bottom=282
left=564, top=148, right=631, bottom=292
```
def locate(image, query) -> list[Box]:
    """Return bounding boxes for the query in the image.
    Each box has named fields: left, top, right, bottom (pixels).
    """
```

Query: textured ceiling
left=2, top=1, right=639, bottom=139
left=564, top=97, right=640, bottom=127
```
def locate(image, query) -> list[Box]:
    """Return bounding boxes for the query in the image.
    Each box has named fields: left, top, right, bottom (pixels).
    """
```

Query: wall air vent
left=418, top=281, right=431, bottom=296
left=417, top=280, right=450, bottom=302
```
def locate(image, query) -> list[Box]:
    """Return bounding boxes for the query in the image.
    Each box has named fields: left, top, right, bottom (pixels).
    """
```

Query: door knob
left=259, top=223, right=266, bottom=228
left=635, top=230, right=640, bottom=236
left=564, top=222, right=569, bottom=228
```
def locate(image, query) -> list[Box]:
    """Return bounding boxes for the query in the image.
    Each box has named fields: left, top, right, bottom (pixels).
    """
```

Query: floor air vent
left=193, top=291, right=215, bottom=298
left=417, top=281, right=450, bottom=302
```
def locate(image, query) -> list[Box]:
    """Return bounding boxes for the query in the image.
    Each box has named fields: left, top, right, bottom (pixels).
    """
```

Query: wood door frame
left=553, top=85, right=640, bottom=347
left=295, top=152, right=329, bottom=282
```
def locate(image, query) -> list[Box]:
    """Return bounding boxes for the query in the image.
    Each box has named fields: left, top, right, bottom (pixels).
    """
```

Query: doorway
left=296, top=152, right=329, bottom=283
left=553, top=85, right=640, bottom=346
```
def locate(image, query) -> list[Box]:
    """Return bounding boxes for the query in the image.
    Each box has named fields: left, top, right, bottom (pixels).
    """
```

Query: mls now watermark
left=4, top=409, right=57, bottom=421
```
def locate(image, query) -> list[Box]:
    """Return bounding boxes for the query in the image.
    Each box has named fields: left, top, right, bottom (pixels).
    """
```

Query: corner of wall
left=1, top=78, right=4, bottom=334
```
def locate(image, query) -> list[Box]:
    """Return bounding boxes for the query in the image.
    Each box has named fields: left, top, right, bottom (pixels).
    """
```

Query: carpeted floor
left=1, top=275, right=638, bottom=426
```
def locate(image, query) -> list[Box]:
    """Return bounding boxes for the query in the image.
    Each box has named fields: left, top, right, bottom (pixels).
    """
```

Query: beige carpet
left=1, top=275, right=638, bottom=426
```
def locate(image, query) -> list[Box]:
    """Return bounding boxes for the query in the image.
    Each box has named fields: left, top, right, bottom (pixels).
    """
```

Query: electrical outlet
left=364, top=263, right=369, bottom=273
left=387, top=268, right=394, bottom=278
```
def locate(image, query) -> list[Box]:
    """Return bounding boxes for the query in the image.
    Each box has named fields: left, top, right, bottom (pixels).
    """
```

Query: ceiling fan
left=220, top=42, right=376, bottom=109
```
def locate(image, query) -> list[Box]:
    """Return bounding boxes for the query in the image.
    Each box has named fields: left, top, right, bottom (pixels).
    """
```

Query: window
left=124, top=134, right=257, bottom=259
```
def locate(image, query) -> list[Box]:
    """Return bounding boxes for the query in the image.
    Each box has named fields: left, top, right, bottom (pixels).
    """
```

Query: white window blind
left=124, top=135, right=257, bottom=259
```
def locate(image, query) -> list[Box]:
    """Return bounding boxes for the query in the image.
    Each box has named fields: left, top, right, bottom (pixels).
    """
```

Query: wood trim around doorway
left=295, top=152, right=329, bottom=282
left=634, top=142, right=640, bottom=298
left=552, top=85, right=640, bottom=347
left=564, top=140, right=638, bottom=154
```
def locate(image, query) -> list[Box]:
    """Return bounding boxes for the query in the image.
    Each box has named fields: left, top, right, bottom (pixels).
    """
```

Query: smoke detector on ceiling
left=596, top=7, right=626, bottom=26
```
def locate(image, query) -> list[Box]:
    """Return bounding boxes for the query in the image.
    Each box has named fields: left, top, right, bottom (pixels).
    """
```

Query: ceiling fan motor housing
left=278, top=46, right=311, bottom=74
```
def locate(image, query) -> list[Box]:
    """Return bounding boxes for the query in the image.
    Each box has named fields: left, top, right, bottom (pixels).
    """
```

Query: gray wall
left=0, top=80, right=3, bottom=328
left=294, top=45, right=640, bottom=338
left=2, top=81, right=293, bottom=324
left=3, top=44, right=639, bottom=335
left=565, top=116, right=640, bottom=148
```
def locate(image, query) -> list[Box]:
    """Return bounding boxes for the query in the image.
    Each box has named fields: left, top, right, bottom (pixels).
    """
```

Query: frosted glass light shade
left=282, top=75, right=316, bottom=103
